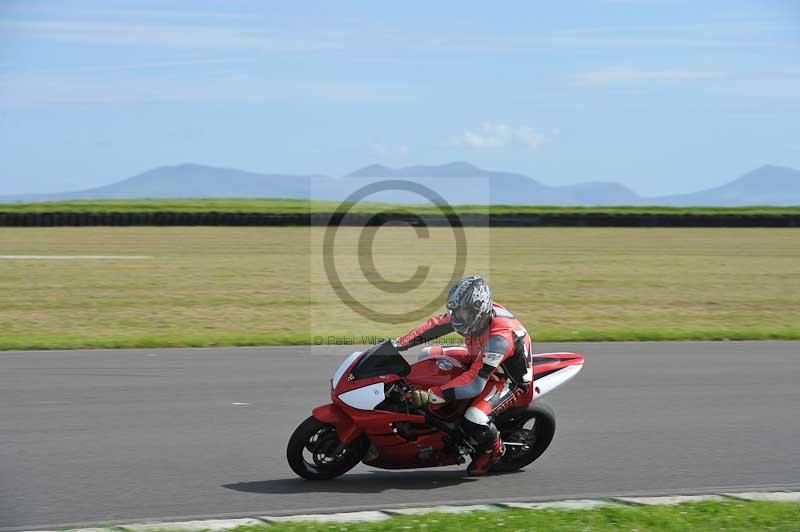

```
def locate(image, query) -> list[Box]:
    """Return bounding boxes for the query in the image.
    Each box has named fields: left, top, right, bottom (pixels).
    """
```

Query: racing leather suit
left=396, top=303, right=534, bottom=455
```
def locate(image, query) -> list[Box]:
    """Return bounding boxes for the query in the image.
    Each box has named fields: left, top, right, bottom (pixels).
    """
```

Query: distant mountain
left=654, top=165, right=800, bottom=206
left=348, top=161, right=493, bottom=178
left=1, top=164, right=313, bottom=202
left=88, top=163, right=313, bottom=199
left=1, top=162, right=798, bottom=206
left=343, top=161, right=639, bottom=205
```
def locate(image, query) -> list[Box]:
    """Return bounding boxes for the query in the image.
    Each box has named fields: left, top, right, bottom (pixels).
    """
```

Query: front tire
left=491, top=400, right=556, bottom=473
left=287, top=416, right=367, bottom=480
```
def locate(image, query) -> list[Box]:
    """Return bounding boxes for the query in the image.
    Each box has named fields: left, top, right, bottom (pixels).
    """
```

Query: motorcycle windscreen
left=332, top=351, right=363, bottom=388
left=350, top=341, right=411, bottom=380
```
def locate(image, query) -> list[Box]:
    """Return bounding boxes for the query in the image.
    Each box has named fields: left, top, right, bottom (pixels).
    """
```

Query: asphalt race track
left=2, top=342, right=798, bottom=530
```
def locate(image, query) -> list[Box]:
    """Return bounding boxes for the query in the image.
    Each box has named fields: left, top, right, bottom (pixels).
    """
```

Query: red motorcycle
left=287, top=339, right=584, bottom=479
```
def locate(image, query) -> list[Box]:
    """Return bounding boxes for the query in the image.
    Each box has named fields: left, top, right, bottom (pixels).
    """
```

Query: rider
left=395, top=275, right=533, bottom=476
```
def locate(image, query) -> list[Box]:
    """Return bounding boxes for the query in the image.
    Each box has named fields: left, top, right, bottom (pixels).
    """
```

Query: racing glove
left=410, top=389, right=445, bottom=408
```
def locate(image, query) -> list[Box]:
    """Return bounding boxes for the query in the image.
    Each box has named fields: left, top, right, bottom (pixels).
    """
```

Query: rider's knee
left=461, top=406, right=497, bottom=451
left=464, top=406, right=490, bottom=425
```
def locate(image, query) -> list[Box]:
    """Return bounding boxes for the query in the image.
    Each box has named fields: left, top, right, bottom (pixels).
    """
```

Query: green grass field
left=2, top=198, right=800, bottom=215
left=0, top=226, right=798, bottom=349
left=228, top=501, right=800, bottom=532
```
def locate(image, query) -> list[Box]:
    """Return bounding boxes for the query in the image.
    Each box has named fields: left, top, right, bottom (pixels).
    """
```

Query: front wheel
left=287, top=416, right=367, bottom=480
left=491, top=400, right=556, bottom=473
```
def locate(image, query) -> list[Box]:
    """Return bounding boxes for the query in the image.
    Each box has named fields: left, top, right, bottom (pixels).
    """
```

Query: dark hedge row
left=0, top=211, right=798, bottom=227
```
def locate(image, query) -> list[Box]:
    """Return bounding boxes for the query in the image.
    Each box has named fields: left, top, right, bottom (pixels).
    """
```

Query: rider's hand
left=410, top=388, right=445, bottom=408
left=410, top=389, right=430, bottom=408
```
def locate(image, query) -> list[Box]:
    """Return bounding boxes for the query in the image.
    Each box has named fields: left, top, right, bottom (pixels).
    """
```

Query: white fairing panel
left=332, top=351, right=362, bottom=388
left=534, top=364, right=583, bottom=399
left=523, top=365, right=533, bottom=383
left=338, top=382, right=386, bottom=410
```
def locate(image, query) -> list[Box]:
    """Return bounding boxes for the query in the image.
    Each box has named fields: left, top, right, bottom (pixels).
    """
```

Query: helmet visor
left=449, top=306, right=475, bottom=334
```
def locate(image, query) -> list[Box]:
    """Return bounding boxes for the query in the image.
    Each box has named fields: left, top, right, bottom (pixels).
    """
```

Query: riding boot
left=467, top=437, right=504, bottom=476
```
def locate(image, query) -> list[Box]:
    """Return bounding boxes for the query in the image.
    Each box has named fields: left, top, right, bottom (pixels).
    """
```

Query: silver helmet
left=446, top=276, right=493, bottom=336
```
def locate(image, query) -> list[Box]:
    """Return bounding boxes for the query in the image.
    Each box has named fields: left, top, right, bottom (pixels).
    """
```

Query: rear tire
left=491, top=400, right=556, bottom=473
left=287, top=416, right=367, bottom=480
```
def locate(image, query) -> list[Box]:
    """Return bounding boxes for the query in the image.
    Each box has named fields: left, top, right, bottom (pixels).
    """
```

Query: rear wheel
left=286, top=416, right=367, bottom=480
left=491, top=400, right=556, bottom=473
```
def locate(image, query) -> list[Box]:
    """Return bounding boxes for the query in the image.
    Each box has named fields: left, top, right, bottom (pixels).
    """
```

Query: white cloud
left=459, top=122, right=547, bottom=149
left=514, top=126, right=546, bottom=148
left=575, top=67, right=724, bottom=86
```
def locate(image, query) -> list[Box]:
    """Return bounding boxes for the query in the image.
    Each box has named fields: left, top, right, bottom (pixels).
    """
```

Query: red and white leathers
left=397, top=303, right=533, bottom=473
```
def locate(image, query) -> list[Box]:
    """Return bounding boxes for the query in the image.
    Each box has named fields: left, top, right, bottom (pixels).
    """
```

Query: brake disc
left=502, top=429, right=533, bottom=458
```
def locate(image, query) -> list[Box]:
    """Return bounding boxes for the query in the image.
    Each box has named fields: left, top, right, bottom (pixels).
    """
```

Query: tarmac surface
left=1, top=342, right=798, bottom=530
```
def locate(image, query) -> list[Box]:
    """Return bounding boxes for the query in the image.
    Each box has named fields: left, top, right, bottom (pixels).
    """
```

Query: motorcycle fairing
left=322, top=398, right=456, bottom=469
left=332, top=347, right=410, bottom=395
left=339, top=382, right=385, bottom=410
left=405, top=356, right=466, bottom=390
left=332, top=351, right=363, bottom=388
left=312, top=403, right=364, bottom=444
left=316, top=344, right=584, bottom=470
left=531, top=352, right=584, bottom=399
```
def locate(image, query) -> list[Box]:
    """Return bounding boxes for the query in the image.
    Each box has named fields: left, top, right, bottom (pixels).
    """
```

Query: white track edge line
left=9, top=490, right=799, bottom=532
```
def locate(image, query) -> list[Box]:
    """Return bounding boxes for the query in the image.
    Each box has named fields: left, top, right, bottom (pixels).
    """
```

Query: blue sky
left=1, top=0, right=799, bottom=196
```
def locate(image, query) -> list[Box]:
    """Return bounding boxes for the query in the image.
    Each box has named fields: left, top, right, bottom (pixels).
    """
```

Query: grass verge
left=2, top=198, right=800, bottom=215
left=228, top=501, right=800, bottom=532
left=2, top=327, right=800, bottom=351
left=1, top=227, right=798, bottom=350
